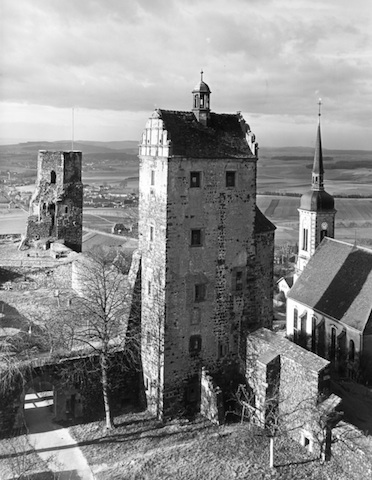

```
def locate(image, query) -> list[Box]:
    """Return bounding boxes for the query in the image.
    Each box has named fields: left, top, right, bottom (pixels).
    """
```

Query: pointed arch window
left=311, top=316, right=317, bottom=353
left=330, top=327, right=336, bottom=360
left=50, top=170, right=56, bottom=184
left=349, top=340, right=355, bottom=362
left=293, top=308, right=298, bottom=342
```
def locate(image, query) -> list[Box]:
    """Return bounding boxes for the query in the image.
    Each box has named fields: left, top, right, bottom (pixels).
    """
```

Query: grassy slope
left=68, top=410, right=351, bottom=480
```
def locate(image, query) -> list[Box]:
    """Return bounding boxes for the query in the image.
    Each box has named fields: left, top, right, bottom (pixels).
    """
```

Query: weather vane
left=200, top=69, right=204, bottom=82
left=318, top=98, right=322, bottom=117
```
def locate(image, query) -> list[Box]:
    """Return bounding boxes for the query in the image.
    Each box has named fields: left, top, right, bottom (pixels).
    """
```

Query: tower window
left=50, top=170, right=56, bottom=184
left=190, top=171, right=201, bottom=188
left=191, top=229, right=202, bottom=246
left=320, top=229, right=327, bottom=241
left=150, top=226, right=154, bottom=242
left=189, top=335, right=202, bottom=354
left=302, top=228, right=308, bottom=251
left=64, top=206, right=68, bottom=214
left=226, top=171, right=236, bottom=187
left=148, top=281, right=151, bottom=295
left=194, top=284, right=206, bottom=302
left=218, top=341, right=229, bottom=359
left=235, top=270, right=243, bottom=291
left=151, top=170, right=155, bottom=186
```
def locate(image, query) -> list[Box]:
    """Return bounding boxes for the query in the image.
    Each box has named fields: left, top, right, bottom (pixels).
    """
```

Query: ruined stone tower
left=296, top=109, right=336, bottom=279
left=27, top=151, right=83, bottom=252
left=138, top=75, right=275, bottom=417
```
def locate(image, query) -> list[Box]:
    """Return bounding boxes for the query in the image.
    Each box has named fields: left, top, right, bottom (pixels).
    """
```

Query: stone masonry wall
left=254, top=231, right=275, bottom=330
left=27, top=151, right=83, bottom=252
left=138, top=154, right=167, bottom=417
left=163, top=156, right=257, bottom=414
left=246, top=329, right=330, bottom=447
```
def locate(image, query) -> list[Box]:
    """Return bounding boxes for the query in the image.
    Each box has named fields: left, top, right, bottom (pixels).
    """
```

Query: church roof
left=300, top=189, right=335, bottom=211
left=312, top=121, right=324, bottom=176
left=288, top=238, right=372, bottom=333
left=157, top=109, right=255, bottom=158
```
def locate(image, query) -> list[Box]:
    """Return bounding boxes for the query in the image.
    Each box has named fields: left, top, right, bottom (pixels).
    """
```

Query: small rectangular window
left=235, top=271, right=243, bottom=291
left=218, top=341, right=229, bottom=359
left=148, top=281, right=151, bottom=295
left=195, top=284, right=206, bottom=302
left=150, top=170, right=155, bottom=186
left=226, top=171, right=236, bottom=187
left=190, top=171, right=201, bottom=188
left=191, top=229, right=202, bottom=246
left=150, top=226, right=154, bottom=242
left=189, top=335, right=202, bottom=354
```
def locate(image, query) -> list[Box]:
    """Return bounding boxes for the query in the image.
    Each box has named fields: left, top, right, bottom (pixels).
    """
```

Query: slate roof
left=288, top=238, right=372, bottom=333
left=255, top=206, right=276, bottom=233
left=158, top=109, right=255, bottom=158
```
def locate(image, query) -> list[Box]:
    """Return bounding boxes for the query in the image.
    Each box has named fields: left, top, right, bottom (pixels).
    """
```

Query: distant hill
left=0, top=140, right=138, bottom=155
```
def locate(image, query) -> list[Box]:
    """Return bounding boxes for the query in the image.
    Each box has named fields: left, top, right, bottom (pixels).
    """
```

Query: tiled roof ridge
left=158, top=109, right=239, bottom=118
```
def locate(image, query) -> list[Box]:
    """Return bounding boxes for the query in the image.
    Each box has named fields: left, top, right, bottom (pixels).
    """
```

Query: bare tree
left=60, top=246, right=141, bottom=430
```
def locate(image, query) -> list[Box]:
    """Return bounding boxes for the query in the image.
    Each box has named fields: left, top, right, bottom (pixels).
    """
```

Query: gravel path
left=25, top=395, right=94, bottom=480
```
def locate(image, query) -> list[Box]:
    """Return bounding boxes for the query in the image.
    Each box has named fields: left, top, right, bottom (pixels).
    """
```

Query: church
left=286, top=110, right=372, bottom=380
left=137, top=73, right=275, bottom=417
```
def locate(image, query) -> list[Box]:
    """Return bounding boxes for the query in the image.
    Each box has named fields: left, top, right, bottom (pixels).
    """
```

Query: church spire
left=312, top=99, right=324, bottom=191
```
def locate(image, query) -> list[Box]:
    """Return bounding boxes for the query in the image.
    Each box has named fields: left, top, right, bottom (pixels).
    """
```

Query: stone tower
left=296, top=109, right=336, bottom=279
left=27, top=150, right=83, bottom=252
left=138, top=75, right=275, bottom=417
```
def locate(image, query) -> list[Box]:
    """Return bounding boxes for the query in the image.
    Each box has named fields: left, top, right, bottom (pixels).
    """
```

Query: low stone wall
left=200, top=367, right=224, bottom=425
left=331, top=421, right=372, bottom=478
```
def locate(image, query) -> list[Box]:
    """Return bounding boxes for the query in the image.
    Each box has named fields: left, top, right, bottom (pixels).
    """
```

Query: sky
left=0, top=0, right=371, bottom=149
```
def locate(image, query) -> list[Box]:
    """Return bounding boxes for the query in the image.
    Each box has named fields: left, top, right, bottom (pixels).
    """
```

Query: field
left=0, top=142, right=371, bottom=247
left=257, top=147, right=372, bottom=196
left=257, top=196, right=372, bottom=246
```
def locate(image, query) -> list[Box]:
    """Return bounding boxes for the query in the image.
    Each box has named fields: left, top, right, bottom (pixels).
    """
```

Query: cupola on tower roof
left=192, top=70, right=211, bottom=126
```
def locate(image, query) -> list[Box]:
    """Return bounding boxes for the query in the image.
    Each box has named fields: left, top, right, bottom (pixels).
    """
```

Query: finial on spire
left=318, top=98, right=322, bottom=118
left=200, top=69, right=204, bottom=82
